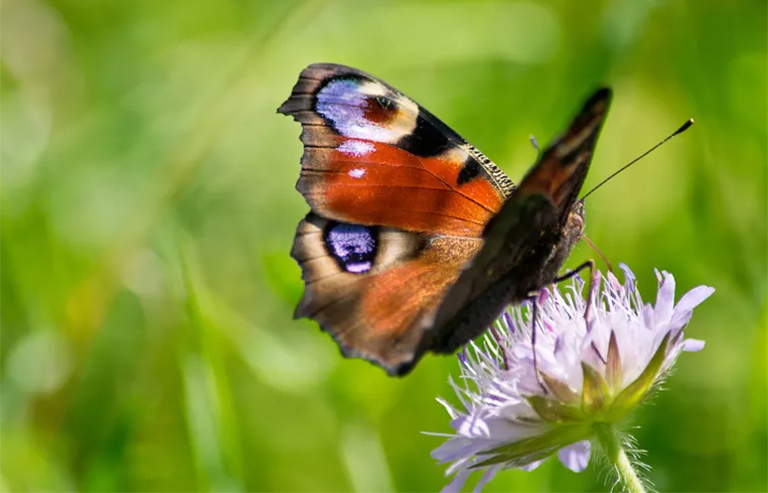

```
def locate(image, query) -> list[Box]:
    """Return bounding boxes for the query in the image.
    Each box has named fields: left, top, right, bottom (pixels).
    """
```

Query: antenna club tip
left=674, top=118, right=695, bottom=136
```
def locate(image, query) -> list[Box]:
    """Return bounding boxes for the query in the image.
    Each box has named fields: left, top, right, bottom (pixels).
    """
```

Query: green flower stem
left=593, top=422, right=647, bottom=493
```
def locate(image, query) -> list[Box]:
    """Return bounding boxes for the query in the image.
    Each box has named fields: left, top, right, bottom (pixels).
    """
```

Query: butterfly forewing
left=279, top=63, right=513, bottom=236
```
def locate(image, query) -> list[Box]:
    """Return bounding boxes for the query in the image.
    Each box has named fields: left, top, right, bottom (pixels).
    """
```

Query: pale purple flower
left=430, top=265, right=714, bottom=492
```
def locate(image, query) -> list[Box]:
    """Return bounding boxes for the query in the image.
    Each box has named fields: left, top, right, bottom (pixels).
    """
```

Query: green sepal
left=607, top=332, right=671, bottom=422
left=472, top=424, right=591, bottom=468
left=540, top=372, right=580, bottom=405
left=528, top=395, right=585, bottom=424
left=581, top=362, right=610, bottom=414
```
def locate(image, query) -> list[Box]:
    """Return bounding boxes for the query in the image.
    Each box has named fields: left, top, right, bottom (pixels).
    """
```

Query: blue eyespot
left=324, top=223, right=378, bottom=274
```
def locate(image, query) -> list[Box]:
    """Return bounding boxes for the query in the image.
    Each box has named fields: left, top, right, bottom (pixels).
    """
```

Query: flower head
left=430, top=265, right=714, bottom=492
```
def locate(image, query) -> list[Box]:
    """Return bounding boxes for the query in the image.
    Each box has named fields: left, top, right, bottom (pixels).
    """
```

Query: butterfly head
left=563, top=199, right=586, bottom=250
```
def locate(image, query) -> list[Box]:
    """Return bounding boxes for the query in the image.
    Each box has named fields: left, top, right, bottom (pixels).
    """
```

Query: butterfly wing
left=279, top=64, right=512, bottom=374
left=426, top=89, right=612, bottom=353
left=291, top=213, right=482, bottom=374
left=279, top=63, right=514, bottom=236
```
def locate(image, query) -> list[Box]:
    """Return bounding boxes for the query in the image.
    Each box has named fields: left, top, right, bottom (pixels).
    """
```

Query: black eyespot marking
left=457, top=158, right=482, bottom=185
left=373, top=95, right=395, bottom=110
left=323, top=222, right=379, bottom=274
left=397, top=113, right=451, bottom=157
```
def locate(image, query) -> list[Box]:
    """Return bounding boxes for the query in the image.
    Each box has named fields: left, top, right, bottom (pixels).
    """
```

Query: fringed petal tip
left=682, top=339, right=705, bottom=352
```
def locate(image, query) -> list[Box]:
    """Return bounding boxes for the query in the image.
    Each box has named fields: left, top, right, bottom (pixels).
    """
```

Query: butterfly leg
left=553, top=259, right=599, bottom=323
left=490, top=326, right=510, bottom=371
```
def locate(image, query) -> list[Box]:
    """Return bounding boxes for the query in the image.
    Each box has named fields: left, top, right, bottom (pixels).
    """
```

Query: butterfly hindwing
left=291, top=213, right=482, bottom=374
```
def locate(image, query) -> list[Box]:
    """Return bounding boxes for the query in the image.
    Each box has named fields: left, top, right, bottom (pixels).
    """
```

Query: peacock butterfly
left=278, top=64, right=610, bottom=376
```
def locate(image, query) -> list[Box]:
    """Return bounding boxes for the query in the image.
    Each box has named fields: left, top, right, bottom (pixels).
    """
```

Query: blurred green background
left=1, top=0, right=766, bottom=491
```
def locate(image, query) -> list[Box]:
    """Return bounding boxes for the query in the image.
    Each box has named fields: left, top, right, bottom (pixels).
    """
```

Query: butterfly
left=278, top=63, right=610, bottom=376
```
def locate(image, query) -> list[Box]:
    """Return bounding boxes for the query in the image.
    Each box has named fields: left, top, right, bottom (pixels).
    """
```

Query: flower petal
left=442, top=468, right=472, bottom=493
left=668, top=310, right=693, bottom=333
left=607, top=270, right=621, bottom=290
left=675, top=285, right=715, bottom=313
left=558, top=440, right=591, bottom=472
left=437, top=397, right=461, bottom=420
left=538, top=288, right=550, bottom=304
left=473, top=464, right=502, bottom=493
left=483, top=418, right=542, bottom=443
left=457, top=415, right=490, bottom=438
left=519, top=459, right=545, bottom=472
left=682, top=338, right=705, bottom=352
left=619, top=263, right=636, bottom=290
left=670, top=286, right=715, bottom=330
left=432, top=437, right=477, bottom=463
left=502, top=312, right=516, bottom=333
left=642, top=303, right=654, bottom=328
left=654, top=271, right=676, bottom=326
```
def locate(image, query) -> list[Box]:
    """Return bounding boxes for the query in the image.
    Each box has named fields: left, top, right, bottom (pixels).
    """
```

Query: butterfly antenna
left=581, top=118, right=694, bottom=201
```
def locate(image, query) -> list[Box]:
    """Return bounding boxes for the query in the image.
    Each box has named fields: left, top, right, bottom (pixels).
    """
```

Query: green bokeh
left=1, top=0, right=766, bottom=491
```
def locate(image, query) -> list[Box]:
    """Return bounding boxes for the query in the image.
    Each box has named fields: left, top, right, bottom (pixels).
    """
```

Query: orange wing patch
left=300, top=143, right=502, bottom=236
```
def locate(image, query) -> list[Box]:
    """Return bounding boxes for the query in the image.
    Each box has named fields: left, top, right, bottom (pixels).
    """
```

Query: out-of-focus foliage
left=1, top=0, right=765, bottom=491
